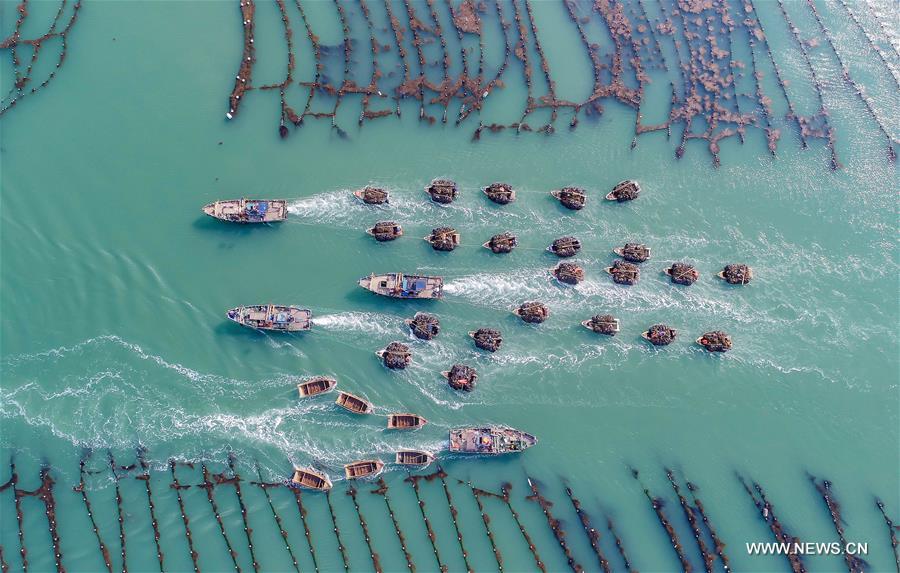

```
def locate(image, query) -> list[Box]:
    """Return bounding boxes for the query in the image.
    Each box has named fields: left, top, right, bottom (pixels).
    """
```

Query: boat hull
left=291, top=468, right=332, bottom=491
left=202, top=199, right=287, bottom=223
left=395, top=450, right=435, bottom=467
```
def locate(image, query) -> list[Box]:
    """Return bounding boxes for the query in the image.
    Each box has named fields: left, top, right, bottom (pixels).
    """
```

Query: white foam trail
left=312, top=311, right=400, bottom=336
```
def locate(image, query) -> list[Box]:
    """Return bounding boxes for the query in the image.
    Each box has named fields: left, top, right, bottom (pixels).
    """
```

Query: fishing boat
left=605, top=180, right=641, bottom=202
left=358, top=272, right=444, bottom=299
left=395, top=450, right=435, bottom=467
left=335, top=391, right=373, bottom=414
left=202, top=198, right=287, bottom=223
left=291, top=467, right=332, bottom=491
left=449, top=426, right=537, bottom=455
left=297, top=376, right=337, bottom=398
left=344, top=459, right=385, bottom=479
left=387, top=413, right=428, bottom=430
left=226, top=305, right=311, bottom=332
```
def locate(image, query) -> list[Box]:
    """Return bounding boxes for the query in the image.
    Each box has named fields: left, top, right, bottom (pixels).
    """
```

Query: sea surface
left=1, top=1, right=898, bottom=572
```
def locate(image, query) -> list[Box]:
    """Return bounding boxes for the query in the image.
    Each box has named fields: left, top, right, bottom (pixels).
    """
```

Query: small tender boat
left=292, top=467, right=332, bottom=491
left=387, top=413, right=428, bottom=430
left=358, top=272, right=444, bottom=299
left=344, top=459, right=385, bottom=479
left=642, top=324, right=677, bottom=346
left=484, top=183, right=516, bottom=205
left=605, top=180, right=641, bottom=202
left=551, top=187, right=586, bottom=210
left=226, top=305, right=311, bottom=332
left=697, top=331, right=732, bottom=352
left=425, top=227, right=460, bottom=251
left=354, top=186, right=389, bottom=205
left=202, top=199, right=287, bottom=223
left=449, top=426, right=537, bottom=455
left=426, top=179, right=458, bottom=204
left=614, top=243, right=651, bottom=263
left=718, top=264, right=753, bottom=285
left=582, top=314, right=620, bottom=335
left=395, top=450, right=435, bottom=467
left=367, top=221, right=403, bottom=242
left=483, top=232, right=518, bottom=254
left=297, top=376, right=337, bottom=398
left=335, top=391, right=373, bottom=414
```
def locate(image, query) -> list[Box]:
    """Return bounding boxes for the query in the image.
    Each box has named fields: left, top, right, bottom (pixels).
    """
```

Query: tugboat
left=377, top=342, right=412, bottom=370
left=353, top=186, right=389, bottom=205
left=614, top=243, right=651, bottom=263
left=443, top=364, right=478, bottom=392
left=606, top=260, right=640, bottom=285
left=387, top=413, right=428, bottom=430
left=483, top=183, right=516, bottom=205
left=514, top=301, right=549, bottom=324
left=202, top=198, right=287, bottom=223
left=291, top=467, right=332, bottom=491
left=483, top=232, right=518, bottom=254
left=449, top=427, right=537, bottom=454
left=297, top=376, right=337, bottom=398
left=642, top=324, right=677, bottom=346
left=335, top=391, right=374, bottom=414
left=469, top=328, right=502, bottom=352
left=405, top=312, right=440, bottom=340
left=552, top=262, right=584, bottom=285
left=425, top=179, right=458, bottom=204
left=395, top=450, right=435, bottom=467
left=548, top=236, right=581, bottom=257
left=605, top=180, right=641, bottom=202
left=664, top=262, right=699, bottom=285
left=226, top=305, right=312, bottom=332
left=697, top=331, right=732, bottom=352
left=582, top=314, right=620, bottom=335
left=344, top=459, right=385, bottom=479
left=551, top=187, right=587, bottom=210
left=718, top=264, right=753, bottom=285
left=367, top=221, right=403, bottom=242
left=358, top=273, right=444, bottom=299
left=425, top=227, right=460, bottom=251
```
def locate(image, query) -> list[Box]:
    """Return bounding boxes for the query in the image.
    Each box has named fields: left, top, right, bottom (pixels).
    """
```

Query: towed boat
left=291, top=467, right=332, bottom=491
left=367, top=221, right=403, bottom=242
left=582, top=314, right=620, bottom=335
left=297, top=376, right=336, bottom=398
left=614, top=243, right=651, bottom=263
left=202, top=198, right=287, bottom=223
left=358, top=272, right=444, bottom=299
left=344, top=459, right=385, bottom=479
left=449, top=426, right=537, bottom=455
left=605, top=180, right=641, bottom=202
left=227, top=305, right=311, bottom=332
left=335, top=391, right=373, bottom=414
left=354, top=186, right=389, bottom=205
left=387, top=413, right=428, bottom=430
left=395, top=450, right=435, bottom=467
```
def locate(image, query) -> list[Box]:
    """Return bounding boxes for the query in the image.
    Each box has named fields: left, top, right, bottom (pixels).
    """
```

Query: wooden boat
left=642, top=324, right=677, bottom=346
left=424, top=227, right=460, bottom=251
left=226, top=305, right=311, bottom=332
left=664, top=263, right=699, bottom=286
left=605, top=180, right=641, bottom=202
left=395, top=450, right=435, bottom=467
left=335, top=391, right=373, bottom=414
left=353, top=186, right=389, bottom=204
left=425, top=179, right=458, bottom=204
left=358, top=272, right=444, bottom=299
left=483, top=183, right=516, bottom=205
left=551, top=187, right=586, bottom=210
left=717, top=264, right=753, bottom=285
left=449, top=426, right=537, bottom=455
left=344, top=459, right=385, bottom=479
left=291, top=467, right=332, bottom=491
left=297, top=376, right=336, bottom=398
left=614, top=243, right=651, bottom=262
left=387, top=413, right=428, bottom=430
left=367, top=221, right=403, bottom=241
left=582, top=315, right=620, bottom=335
left=202, top=199, right=287, bottom=223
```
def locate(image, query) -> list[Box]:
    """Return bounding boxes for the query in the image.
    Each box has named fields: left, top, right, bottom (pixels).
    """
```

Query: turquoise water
left=1, top=0, right=898, bottom=572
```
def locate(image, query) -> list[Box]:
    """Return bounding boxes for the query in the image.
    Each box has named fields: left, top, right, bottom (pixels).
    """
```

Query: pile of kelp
left=224, top=0, right=898, bottom=168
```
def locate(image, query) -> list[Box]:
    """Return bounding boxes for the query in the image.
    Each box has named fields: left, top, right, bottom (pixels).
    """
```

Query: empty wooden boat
left=226, top=305, right=312, bottom=332
left=344, top=459, right=385, bottom=479
left=449, top=426, right=537, bottom=455
left=291, top=467, right=332, bottom=491
left=297, top=376, right=337, bottom=398
left=387, top=413, right=428, bottom=430
left=335, top=391, right=373, bottom=414
left=202, top=198, right=287, bottom=223
left=395, top=450, right=435, bottom=467
left=358, top=272, right=444, bottom=299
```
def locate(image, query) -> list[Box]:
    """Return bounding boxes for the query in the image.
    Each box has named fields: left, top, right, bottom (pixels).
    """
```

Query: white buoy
left=226, top=112, right=233, bottom=120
